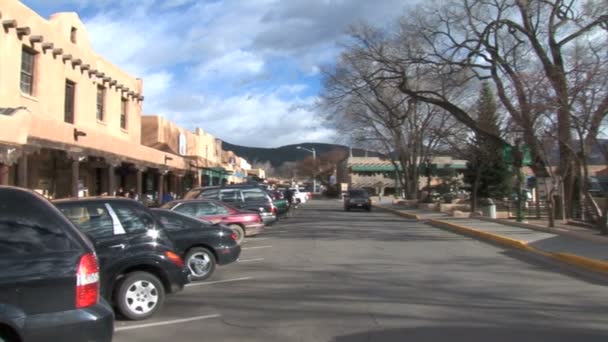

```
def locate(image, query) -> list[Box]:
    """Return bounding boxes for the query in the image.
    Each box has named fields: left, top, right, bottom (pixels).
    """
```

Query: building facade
left=0, top=1, right=256, bottom=201
left=341, top=155, right=467, bottom=196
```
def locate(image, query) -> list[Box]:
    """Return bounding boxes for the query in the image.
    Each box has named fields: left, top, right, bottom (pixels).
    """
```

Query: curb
left=428, top=219, right=608, bottom=275
left=427, top=219, right=532, bottom=252
left=373, top=205, right=421, bottom=220
left=475, top=216, right=608, bottom=244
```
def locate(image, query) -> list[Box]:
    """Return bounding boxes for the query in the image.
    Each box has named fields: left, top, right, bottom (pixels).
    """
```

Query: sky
left=22, top=0, right=414, bottom=147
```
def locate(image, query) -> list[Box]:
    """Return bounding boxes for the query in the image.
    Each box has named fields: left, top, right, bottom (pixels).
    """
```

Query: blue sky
left=22, top=0, right=414, bottom=147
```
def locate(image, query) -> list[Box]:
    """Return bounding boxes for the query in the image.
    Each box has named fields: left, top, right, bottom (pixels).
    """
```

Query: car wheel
left=186, top=247, right=216, bottom=281
left=229, top=224, right=245, bottom=244
left=0, top=328, right=16, bottom=342
left=366, top=206, right=372, bottom=212
left=345, top=207, right=351, bottom=212
left=116, top=271, right=165, bottom=320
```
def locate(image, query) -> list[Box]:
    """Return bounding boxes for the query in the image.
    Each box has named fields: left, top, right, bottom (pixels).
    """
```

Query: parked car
left=267, top=190, right=289, bottom=216
left=344, top=189, right=372, bottom=211
left=290, top=187, right=308, bottom=204
left=184, top=185, right=277, bottom=225
left=161, top=199, right=264, bottom=244
left=54, top=197, right=190, bottom=320
left=151, top=209, right=241, bottom=281
left=0, top=186, right=114, bottom=342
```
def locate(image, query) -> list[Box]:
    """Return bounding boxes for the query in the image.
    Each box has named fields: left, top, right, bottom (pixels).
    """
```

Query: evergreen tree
left=465, top=82, right=512, bottom=210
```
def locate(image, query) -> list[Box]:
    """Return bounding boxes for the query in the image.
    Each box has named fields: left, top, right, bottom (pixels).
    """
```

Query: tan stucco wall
left=1, top=0, right=143, bottom=146
left=142, top=116, right=228, bottom=167
left=0, top=1, right=193, bottom=171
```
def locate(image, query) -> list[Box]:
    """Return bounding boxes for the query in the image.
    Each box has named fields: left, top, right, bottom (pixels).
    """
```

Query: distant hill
left=221, top=141, right=382, bottom=167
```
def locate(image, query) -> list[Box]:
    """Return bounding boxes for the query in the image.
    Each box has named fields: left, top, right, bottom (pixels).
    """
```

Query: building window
left=64, top=80, right=76, bottom=124
left=96, top=86, right=105, bottom=121
left=70, top=27, right=77, bottom=43
left=120, top=98, right=128, bottom=129
left=20, top=47, right=36, bottom=95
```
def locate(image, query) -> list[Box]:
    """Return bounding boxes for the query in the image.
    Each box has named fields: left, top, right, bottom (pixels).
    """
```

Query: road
left=115, top=199, right=608, bottom=341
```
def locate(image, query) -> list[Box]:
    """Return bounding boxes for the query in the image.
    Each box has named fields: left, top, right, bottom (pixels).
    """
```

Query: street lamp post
left=297, top=146, right=316, bottom=193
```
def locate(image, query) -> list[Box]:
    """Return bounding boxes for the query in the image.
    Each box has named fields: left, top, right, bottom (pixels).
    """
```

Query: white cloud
left=196, top=50, right=265, bottom=81
left=27, top=0, right=418, bottom=147
left=163, top=88, right=334, bottom=147
left=141, top=71, right=173, bottom=100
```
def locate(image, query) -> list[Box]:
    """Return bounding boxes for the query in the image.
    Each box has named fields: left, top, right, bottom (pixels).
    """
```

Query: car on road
left=151, top=209, right=241, bottom=281
left=0, top=186, right=114, bottom=342
left=54, top=197, right=190, bottom=321
left=184, top=185, right=277, bottom=225
left=344, top=189, right=372, bottom=211
left=161, top=198, right=264, bottom=244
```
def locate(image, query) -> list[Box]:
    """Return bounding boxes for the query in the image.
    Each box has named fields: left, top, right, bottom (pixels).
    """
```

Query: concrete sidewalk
left=376, top=204, right=608, bottom=275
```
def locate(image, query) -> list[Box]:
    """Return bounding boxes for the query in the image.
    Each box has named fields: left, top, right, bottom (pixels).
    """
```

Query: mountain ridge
left=221, top=141, right=381, bottom=168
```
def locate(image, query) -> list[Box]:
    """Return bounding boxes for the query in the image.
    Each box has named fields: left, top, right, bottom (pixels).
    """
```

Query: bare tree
left=321, top=36, right=463, bottom=199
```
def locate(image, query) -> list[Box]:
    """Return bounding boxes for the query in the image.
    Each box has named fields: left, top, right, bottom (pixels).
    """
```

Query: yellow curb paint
left=552, top=253, right=608, bottom=274
left=429, top=219, right=608, bottom=275
left=428, top=219, right=530, bottom=251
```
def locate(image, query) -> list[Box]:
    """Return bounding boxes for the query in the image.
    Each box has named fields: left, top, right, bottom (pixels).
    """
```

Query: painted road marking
left=186, top=277, right=253, bottom=287
left=245, top=238, right=268, bottom=242
left=242, top=245, right=273, bottom=250
left=115, top=314, right=221, bottom=332
left=238, top=258, right=264, bottom=263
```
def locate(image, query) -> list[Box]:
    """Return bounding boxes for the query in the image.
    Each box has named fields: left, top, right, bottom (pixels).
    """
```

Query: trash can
left=481, top=198, right=496, bottom=219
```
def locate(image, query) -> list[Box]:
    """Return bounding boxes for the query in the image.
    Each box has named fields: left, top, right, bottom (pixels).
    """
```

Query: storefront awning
left=350, top=164, right=401, bottom=172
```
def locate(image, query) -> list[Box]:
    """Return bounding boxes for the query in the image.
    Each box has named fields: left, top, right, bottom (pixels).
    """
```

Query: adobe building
left=0, top=1, right=191, bottom=200
left=341, top=155, right=467, bottom=196
left=142, top=116, right=251, bottom=188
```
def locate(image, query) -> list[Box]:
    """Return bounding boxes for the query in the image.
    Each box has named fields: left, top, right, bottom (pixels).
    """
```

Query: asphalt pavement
left=114, top=199, right=608, bottom=342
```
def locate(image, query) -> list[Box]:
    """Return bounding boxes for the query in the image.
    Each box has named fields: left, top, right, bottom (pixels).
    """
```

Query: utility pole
left=297, top=146, right=317, bottom=193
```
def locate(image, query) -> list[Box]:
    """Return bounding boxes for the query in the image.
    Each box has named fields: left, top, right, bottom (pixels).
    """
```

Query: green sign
left=503, top=144, right=532, bottom=166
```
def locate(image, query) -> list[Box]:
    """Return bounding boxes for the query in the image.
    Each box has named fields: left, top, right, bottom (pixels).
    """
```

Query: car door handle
left=109, top=243, right=126, bottom=249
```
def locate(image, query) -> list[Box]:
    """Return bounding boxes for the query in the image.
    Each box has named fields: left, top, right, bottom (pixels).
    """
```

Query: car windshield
left=348, top=190, right=369, bottom=198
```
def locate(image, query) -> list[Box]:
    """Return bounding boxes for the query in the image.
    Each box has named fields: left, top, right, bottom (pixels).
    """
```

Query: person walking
left=284, top=188, right=295, bottom=218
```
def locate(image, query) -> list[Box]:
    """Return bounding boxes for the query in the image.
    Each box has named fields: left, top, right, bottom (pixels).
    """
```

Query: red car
left=161, top=199, right=264, bottom=244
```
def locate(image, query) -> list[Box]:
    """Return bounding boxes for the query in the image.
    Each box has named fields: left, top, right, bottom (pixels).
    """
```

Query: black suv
left=344, top=189, right=372, bottom=211
left=0, top=186, right=114, bottom=342
left=54, top=197, right=190, bottom=320
left=184, top=185, right=277, bottom=225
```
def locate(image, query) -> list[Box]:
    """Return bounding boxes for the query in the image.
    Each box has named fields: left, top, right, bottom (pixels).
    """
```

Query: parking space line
left=186, top=277, right=253, bottom=287
left=246, top=238, right=268, bottom=242
left=238, top=258, right=264, bottom=262
left=242, top=245, right=272, bottom=250
left=115, top=314, right=221, bottom=332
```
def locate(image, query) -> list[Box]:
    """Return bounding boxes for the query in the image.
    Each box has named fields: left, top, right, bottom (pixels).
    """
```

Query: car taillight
left=230, top=232, right=238, bottom=241
left=76, top=253, right=99, bottom=309
left=165, top=251, right=185, bottom=268
left=271, top=205, right=277, bottom=215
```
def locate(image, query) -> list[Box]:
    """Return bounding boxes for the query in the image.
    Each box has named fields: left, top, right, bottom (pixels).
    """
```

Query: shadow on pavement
left=330, top=326, right=608, bottom=342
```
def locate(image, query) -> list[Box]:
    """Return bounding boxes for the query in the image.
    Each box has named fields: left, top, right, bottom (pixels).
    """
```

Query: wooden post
left=158, top=173, right=164, bottom=204
left=18, top=155, right=28, bottom=188
left=108, top=165, right=116, bottom=196
left=136, top=169, right=143, bottom=199
left=0, top=164, right=9, bottom=185
left=71, top=159, right=79, bottom=198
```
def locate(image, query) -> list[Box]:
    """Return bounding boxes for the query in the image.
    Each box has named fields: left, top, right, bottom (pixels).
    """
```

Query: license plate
left=357, top=204, right=363, bottom=207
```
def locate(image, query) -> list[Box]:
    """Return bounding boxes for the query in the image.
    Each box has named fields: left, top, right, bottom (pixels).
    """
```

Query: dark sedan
left=344, top=189, right=372, bottom=211
left=152, top=209, right=241, bottom=281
